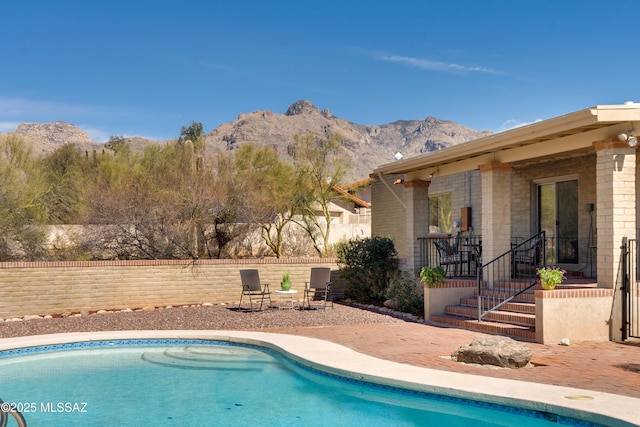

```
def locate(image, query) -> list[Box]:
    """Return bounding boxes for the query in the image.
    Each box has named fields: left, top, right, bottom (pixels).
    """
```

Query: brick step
left=430, top=314, right=536, bottom=342
left=444, top=305, right=536, bottom=327
left=475, top=289, right=535, bottom=304
left=460, top=297, right=535, bottom=315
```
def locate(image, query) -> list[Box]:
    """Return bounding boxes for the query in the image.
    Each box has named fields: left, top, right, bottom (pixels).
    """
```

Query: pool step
left=141, top=345, right=275, bottom=370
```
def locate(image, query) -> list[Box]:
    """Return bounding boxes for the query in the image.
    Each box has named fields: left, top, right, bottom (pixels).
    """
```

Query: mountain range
left=9, top=100, right=492, bottom=180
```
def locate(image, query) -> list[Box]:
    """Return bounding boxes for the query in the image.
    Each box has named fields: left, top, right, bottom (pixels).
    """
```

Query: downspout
left=377, top=172, right=406, bottom=209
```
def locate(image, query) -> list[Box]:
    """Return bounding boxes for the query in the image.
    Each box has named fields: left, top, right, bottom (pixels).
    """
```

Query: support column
left=593, top=139, right=636, bottom=290
left=404, top=180, right=430, bottom=273
left=479, top=163, right=513, bottom=285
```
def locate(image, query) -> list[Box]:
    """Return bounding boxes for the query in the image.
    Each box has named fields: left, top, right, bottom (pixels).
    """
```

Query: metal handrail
left=477, top=231, right=545, bottom=321
left=0, top=398, right=27, bottom=427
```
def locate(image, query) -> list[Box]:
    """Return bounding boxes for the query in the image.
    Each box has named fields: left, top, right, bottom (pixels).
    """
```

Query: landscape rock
left=383, top=299, right=397, bottom=309
left=451, top=336, right=533, bottom=368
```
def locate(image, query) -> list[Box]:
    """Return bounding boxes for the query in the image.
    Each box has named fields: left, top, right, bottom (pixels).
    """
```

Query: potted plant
left=419, top=266, right=446, bottom=288
left=536, top=266, right=567, bottom=290
left=281, top=271, right=292, bottom=291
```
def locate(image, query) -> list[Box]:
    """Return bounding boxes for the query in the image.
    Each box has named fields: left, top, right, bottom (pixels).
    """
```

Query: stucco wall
left=0, top=259, right=339, bottom=319
left=423, top=283, right=475, bottom=318
left=535, top=288, right=613, bottom=344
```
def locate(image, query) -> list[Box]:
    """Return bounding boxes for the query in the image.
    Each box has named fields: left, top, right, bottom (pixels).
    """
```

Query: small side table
left=275, top=289, right=298, bottom=309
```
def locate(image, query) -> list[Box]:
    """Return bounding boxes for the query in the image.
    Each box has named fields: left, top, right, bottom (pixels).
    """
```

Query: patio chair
left=239, top=269, right=272, bottom=311
left=303, top=267, right=333, bottom=310
left=433, top=239, right=466, bottom=276
left=511, top=240, right=541, bottom=277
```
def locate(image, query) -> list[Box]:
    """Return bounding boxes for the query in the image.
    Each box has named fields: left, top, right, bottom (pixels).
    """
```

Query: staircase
left=430, top=286, right=537, bottom=341
left=428, top=232, right=547, bottom=342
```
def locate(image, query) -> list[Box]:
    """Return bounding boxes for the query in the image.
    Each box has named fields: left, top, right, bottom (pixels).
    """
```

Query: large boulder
left=451, top=336, right=533, bottom=368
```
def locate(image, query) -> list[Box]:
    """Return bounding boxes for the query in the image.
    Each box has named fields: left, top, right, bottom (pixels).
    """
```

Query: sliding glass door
left=538, top=180, right=578, bottom=264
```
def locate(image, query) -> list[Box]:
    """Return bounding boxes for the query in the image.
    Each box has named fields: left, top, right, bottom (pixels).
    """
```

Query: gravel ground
left=0, top=302, right=410, bottom=339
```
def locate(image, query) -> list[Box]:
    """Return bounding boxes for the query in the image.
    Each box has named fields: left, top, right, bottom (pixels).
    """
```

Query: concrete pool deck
left=1, top=329, right=638, bottom=426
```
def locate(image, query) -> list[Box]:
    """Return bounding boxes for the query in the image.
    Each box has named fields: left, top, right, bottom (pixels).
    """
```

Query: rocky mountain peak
left=6, top=101, right=493, bottom=180
left=16, top=121, right=92, bottom=146
left=285, top=100, right=320, bottom=116
left=206, top=102, right=492, bottom=179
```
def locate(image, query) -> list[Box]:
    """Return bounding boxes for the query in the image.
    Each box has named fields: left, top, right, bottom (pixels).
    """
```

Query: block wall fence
left=0, top=258, right=340, bottom=319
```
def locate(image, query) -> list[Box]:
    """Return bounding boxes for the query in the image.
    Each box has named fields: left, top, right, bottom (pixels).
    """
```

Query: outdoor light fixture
left=618, top=130, right=638, bottom=147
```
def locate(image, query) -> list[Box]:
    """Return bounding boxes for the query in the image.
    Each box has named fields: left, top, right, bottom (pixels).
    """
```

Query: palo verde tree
left=36, top=143, right=90, bottom=224
left=87, top=138, right=209, bottom=260
left=0, top=134, right=51, bottom=260
left=289, top=132, right=351, bottom=256
left=232, top=143, right=298, bottom=258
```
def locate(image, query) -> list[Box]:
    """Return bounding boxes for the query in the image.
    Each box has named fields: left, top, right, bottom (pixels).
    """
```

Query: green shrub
left=384, top=271, right=424, bottom=316
left=336, top=236, right=398, bottom=304
left=419, top=266, right=446, bottom=288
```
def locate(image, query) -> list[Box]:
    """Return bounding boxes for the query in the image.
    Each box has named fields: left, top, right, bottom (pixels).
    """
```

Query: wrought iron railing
left=511, top=235, right=578, bottom=265
left=477, top=231, right=546, bottom=321
left=418, top=233, right=482, bottom=278
left=622, top=237, right=640, bottom=340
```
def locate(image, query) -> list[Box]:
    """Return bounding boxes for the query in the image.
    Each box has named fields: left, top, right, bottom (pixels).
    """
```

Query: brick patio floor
left=260, top=322, right=640, bottom=399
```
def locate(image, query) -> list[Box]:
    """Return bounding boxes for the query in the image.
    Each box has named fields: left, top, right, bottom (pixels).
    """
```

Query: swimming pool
left=0, top=338, right=608, bottom=426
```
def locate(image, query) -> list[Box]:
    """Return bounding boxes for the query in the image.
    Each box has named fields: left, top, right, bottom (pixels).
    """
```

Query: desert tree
left=37, top=143, right=90, bottom=224
left=232, top=143, right=298, bottom=258
left=289, top=132, right=351, bottom=256
left=178, top=121, right=206, bottom=154
left=105, top=135, right=130, bottom=155
left=0, top=134, right=50, bottom=260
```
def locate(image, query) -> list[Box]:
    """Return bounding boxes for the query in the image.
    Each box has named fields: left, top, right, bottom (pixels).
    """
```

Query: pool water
left=0, top=340, right=597, bottom=426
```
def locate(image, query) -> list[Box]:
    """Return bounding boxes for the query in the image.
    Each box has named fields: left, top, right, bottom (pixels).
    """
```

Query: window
left=428, top=193, right=452, bottom=233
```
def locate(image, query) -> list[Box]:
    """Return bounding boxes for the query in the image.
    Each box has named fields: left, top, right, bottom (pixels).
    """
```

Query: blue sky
left=1, top=0, right=639, bottom=142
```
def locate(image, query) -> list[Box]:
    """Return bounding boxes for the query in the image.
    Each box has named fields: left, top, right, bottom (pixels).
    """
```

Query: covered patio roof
left=373, top=103, right=640, bottom=180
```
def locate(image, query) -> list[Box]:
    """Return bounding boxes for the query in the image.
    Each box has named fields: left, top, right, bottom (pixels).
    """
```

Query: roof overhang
left=373, top=103, right=640, bottom=180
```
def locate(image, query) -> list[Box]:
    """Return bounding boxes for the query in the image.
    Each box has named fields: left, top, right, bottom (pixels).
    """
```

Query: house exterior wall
left=428, top=170, right=483, bottom=234
left=374, top=155, right=599, bottom=273
left=480, top=164, right=512, bottom=266
left=372, top=171, right=484, bottom=270
left=511, top=154, right=597, bottom=271
left=595, top=141, right=636, bottom=293
left=371, top=174, right=407, bottom=259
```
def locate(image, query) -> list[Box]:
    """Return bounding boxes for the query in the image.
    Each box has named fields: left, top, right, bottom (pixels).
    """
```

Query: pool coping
left=1, top=330, right=638, bottom=427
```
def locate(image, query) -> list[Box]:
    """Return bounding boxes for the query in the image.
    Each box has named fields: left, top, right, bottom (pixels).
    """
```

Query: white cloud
left=379, top=55, right=498, bottom=74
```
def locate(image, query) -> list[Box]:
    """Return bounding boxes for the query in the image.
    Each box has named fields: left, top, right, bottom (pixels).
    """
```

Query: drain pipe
left=377, top=172, right=406, bottom=209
